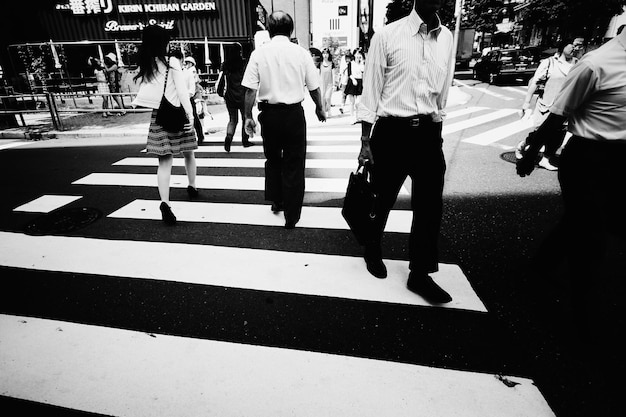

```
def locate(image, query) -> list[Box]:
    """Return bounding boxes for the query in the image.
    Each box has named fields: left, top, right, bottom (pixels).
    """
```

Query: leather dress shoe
left=364, top=245, right=387, bottom=279
left=407, top=273, right=452, bottom=304
left=271, top=202, right=284, bottom=213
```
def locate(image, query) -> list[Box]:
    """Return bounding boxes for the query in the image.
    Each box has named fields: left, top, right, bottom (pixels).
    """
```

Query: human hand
left=244, top=118, right=256, bottom=138
left=315, top=106, right=326, bottom=122
left=358, top=138, right=374, bottom=166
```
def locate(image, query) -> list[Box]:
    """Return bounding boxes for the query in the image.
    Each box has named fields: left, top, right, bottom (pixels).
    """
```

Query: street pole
left=450, top=0, right=463, bottom=83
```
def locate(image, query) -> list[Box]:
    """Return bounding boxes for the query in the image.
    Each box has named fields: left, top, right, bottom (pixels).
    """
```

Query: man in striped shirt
left=356, top=0, right=454, bottom=304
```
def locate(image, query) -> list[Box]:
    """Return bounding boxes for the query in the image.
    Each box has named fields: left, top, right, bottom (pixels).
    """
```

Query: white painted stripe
left=0, top=314, right=555, bottom=417
left=196, top=145, right=360, bottom=153
left=72, top=172, right=409, bottom=194
left=108, top=199, right=412, bottom=233
left=502, top=86, right=527, bottom=96
left=113, top=157, right=359, bottom=169
left=462, top=118, right=534, bottom=146
left=13, top=195, right=82, bottom=213
left=443, top=109, right=519, bottom=135
left=0, top=141, right=29, bottom=151
left=0, top=231, right=484, bottom=311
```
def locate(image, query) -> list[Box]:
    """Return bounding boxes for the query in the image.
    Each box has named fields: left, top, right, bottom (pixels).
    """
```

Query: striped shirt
left=356, top=9, right=454, bottom=124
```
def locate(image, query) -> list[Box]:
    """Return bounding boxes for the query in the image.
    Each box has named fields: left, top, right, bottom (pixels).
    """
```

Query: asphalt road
left=1, top=78, right=624, bottom=416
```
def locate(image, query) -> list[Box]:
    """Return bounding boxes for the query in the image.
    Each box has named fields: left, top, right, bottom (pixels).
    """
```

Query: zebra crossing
left=0, top=98, right=555, bottom=416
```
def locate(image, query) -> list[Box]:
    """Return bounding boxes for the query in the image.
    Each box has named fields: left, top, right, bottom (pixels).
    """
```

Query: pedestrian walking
left=183, top=56, right=205, bottom=144
left=356, top=0, right=454, bottom=304
left=132, top=24, right=199, bottom=225
left=242, top=11, right=326, bottom=229
left=88, top=57, right=112, bottom=117
left=516, top=28, right=626, bottom=416
left=320, top=48, right=336, bottom=117
left=517, top=41, right=578, bottom=171
left=103, top=53, right=127, bottom=115
left=217, top=43, right=254, bottom=152
left=344, top=48, right=365, bottom=122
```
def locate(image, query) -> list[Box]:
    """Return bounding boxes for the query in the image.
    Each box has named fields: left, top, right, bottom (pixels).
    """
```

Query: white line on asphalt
left=13, top=195, right=82, bottom=213
left=443, top=109, right=519, bottom=135
left=108, top=199, right=412, bottom=233
left=72, top=172, right=409, bottom=194
left=0, top=314, right=555, bottom=417
left=462, top=118, right=534, bottom=146
left=0, top=231, right=484, bottom=311
left=113, top=157, right=359, bottom=169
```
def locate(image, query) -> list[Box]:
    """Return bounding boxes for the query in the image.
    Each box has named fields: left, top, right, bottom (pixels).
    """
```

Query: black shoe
left=186, top=186, right=199, bottom=199
left=284, top=220, right=297, bottom=229
left=364, top=245, right=387, bottom=279
left=271, top=202, right=284, bottom=213
left=242, top=141, right=255, bottom=148
left=224, top=136, right=233, bottom=152
left=407, top=273, right=452, bottom=304
left=159, top=202, right=176, bottom=225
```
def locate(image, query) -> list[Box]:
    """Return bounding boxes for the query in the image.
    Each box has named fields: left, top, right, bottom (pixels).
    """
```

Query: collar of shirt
left=407, top=9, right=442, bottom=38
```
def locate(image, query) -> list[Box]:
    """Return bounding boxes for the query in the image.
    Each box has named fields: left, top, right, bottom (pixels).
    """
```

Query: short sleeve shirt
left=550, top=31, right=626, bottom=141
left=242, top=35, right=320, bottom=104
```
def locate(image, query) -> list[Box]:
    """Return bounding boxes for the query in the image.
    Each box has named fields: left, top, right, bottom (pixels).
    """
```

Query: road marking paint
left=443, top=109, right=519, bottom=135
left=113, top=157, right=359, bottom=169
left=13, top=195, right=83, bottom=213
left=72, top=173, right=409, bottom=194
left=0, top=231, right=484, bottom=311
left=0, top=314, right=555, bottom=417
left=462, top=118, right=534, bottom=146
left=108, top=199, right=412, bottom=233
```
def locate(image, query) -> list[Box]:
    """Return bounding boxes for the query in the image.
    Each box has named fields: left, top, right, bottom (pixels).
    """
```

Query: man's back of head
left=267, top=11, right=293, bottom=38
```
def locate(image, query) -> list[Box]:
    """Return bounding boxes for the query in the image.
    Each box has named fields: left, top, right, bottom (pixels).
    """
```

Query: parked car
left=473, top=48, right=540, bottom=84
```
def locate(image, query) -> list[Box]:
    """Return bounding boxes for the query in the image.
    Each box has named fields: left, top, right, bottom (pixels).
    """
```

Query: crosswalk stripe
left=0, top=231, right=486, bottom=311
left=108, top=199, right=412, bottom=233
left=72, top=172, right=409, bottom=194
left=196, top=145, right=360, bottom=153
left=462, top=118, right=533, bottom=146
left=13, top=195, right=82, bottom=213
left=443, top=109, right=519, bottom=135
left=0, top=314, right=555, bottom=417
left=114, top=157, right=359, bottom=169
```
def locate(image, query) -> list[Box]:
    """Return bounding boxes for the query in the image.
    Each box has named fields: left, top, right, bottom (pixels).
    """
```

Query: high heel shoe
left=187, top=185, right=199, bottom=199
left=224, top=136, right=233, bottom=152
left=159, top=202, right=176, bottom=225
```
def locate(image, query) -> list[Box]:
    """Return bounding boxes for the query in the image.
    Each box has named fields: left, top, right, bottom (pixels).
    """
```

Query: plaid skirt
left=146, top=109, right=198, bottom=156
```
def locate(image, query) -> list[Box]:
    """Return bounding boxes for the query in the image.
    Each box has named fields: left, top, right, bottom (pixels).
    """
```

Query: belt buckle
left=409, top=117, right=420, bottom=127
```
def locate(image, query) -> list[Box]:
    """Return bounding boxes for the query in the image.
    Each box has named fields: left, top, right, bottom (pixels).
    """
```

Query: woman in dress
left=132, top=24, right=199, bottom=225
left=320, top=48, right=336, bottom=117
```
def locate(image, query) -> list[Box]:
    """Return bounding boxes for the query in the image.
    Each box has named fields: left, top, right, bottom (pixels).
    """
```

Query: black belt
left=382, top=115, right=434, bottom=128
left=258, top=101, right=302, bottom=111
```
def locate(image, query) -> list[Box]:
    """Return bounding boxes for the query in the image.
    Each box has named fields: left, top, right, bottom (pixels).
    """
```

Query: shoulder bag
left=155, top=64, right=188, bottom=133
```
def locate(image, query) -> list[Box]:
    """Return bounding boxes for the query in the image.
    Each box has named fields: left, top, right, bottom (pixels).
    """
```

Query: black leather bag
left=155, top=66, right=188, bottom=132
left=342, top=164, right=377, bottom=245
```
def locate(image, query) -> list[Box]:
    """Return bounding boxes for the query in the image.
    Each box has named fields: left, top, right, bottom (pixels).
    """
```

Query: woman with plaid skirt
left=132, top=24, right=199, bottom=225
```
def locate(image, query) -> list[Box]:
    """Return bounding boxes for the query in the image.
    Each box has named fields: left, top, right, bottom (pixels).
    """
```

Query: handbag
left=155, top=65, right=188, bottom=133
left=342, top=163, right=377, bottom=245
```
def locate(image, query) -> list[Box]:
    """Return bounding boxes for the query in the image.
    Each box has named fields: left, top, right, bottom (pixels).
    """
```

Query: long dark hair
left=134, top=24, right=170, bottom=83
left=221, top=44, right=244, bottom=73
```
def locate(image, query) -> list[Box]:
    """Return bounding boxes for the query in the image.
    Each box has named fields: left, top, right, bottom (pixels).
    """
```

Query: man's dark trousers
left=369, top=117, right=446, bottom=274
left=258, top=103, right=307, bottom=224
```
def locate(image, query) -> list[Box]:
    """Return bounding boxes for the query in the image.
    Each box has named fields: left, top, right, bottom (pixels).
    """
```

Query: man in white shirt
left=356, top=0, right=454, bottom=304
left=242, top=11, right=325, bottom=229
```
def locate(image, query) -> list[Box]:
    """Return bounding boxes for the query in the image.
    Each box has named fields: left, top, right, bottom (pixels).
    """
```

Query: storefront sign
left=104, top=19, right=175, bottom=32
left=56, top=1, right=217, bottom=15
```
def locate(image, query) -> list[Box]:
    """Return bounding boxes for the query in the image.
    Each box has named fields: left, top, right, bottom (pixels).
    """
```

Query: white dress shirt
left=356, top=9, right=454, bottom=124
left=241, top=35, right=320, bottom=104
left=550, top=30, right=626, bottom=141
